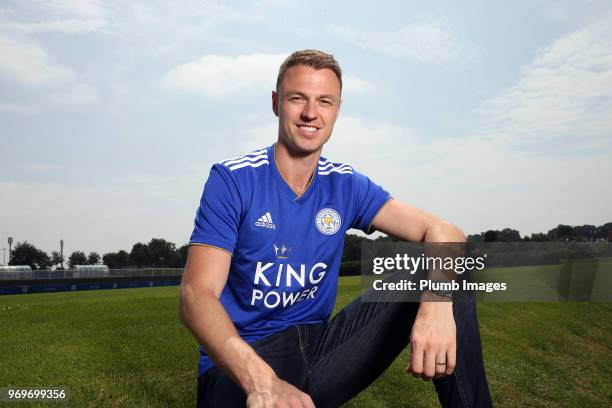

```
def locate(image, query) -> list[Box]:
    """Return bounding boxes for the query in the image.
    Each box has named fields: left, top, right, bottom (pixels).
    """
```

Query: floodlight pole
left=60, top=239, right=64, bottom=270
left=8, top=237, right=13, bottom=265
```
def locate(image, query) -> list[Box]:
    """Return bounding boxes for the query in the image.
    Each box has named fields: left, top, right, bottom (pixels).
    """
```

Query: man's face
left=273, top=65, right=342, bottom=155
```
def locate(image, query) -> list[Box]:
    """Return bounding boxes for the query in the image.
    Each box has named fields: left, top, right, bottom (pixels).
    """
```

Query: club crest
left=315, top=208, right=341, bottom=235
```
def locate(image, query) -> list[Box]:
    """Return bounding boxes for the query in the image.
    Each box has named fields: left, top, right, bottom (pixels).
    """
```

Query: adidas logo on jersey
left=255, top=212, right=276, bottom=229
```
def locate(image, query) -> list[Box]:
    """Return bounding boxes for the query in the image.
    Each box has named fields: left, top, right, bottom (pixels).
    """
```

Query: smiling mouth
left=296, top=124, right=320, bottom=134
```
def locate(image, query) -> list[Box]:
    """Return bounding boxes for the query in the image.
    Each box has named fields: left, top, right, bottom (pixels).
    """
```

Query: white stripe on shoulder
left=318, top=162, right=352, bottom=172
left=222, top=153, right=268, bottom=167
left=220, top=148, right=267, bottom=165
left=318, top=159, right=354, bottom=175
left=228, top=159, right=269, bottom=171
left=319, top=167, right=354, bottom=176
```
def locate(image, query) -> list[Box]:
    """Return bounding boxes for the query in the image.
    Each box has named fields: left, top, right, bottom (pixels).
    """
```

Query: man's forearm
left=422, top=221, right=466, bottom=283
left=179, top=283, right=276, bottom=394
left=423, top=221, right=465, bottom=243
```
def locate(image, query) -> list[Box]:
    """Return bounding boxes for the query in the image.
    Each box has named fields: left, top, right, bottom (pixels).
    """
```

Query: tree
left=176, top=244, right=189, bottom=267
left=467, top=234, right=482, bottom=243
left=498, top=228, right=521, bottom=242
left=342, top=234, right=366, bottom=262
left=549, top=224, right=575, bottom=241
left=148, top=238, right=177, bottom=267
left=484, top=230, right=498, bottom=242
left=51, top=251, right=65, bottom=270
left=68, top=251, right=87, bottom=269
left=9, top=241, right=51, bottom=270
left=574, top=224, right=597, bottom=241
left=103, top=250, right=131, bottom=269
left=130, top=243, right=151, bottom=267
left=87, top=252, right=101, bottom=265
left=529, top=233, right=549, bottom=242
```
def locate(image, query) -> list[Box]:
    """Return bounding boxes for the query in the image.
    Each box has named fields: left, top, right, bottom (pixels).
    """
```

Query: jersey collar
left=268, top=144, right=318, bottom=205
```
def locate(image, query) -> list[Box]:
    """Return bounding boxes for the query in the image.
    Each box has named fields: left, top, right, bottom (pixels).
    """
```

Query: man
left=180, top=50, right=492, bottom=407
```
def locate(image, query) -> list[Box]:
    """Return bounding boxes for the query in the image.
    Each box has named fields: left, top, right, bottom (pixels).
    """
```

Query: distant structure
left=60, top=239, right=64, bottom=269
left=0, top=265, right=33, bottom=280
left=8, top=237, right=13, bottom=264
left=0, top=265, right=32, bottom=272
left=73, top=265, right=110, bottom=278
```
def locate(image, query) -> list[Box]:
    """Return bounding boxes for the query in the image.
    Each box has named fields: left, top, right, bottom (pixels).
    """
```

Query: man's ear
left=272, top=91, right=279, bottom=117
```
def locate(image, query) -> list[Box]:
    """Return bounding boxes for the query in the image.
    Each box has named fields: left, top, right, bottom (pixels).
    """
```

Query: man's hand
left=246, top=377, right=315, bottom=408
left=406, top=299, right=456, bottom=381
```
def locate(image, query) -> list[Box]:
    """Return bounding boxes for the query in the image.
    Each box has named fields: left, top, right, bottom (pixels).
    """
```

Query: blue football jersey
left=190, top=144, right=392, bottom=376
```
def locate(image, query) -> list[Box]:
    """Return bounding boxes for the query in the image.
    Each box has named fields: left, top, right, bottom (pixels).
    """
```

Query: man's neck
left=274, top=142, right=320, bottom=197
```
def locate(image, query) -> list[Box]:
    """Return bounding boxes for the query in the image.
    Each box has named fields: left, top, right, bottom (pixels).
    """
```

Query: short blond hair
left=276, top=50, right=342, bottom=91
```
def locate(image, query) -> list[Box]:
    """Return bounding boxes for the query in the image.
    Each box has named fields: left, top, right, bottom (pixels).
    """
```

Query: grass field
left=1, top=277, right=611, bottom=407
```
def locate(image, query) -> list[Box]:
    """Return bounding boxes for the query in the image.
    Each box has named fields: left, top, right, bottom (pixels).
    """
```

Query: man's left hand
left=406, top=298, right=456, bottom=381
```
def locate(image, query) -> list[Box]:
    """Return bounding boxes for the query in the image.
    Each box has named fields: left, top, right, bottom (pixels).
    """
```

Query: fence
left=0, top=268, right=185, bottom=281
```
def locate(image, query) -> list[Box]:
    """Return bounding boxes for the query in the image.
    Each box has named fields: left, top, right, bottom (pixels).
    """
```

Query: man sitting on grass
left=180, top=49, right=492, bottom=408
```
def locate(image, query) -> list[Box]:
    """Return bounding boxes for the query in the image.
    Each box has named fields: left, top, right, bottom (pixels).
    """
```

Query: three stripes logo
left=255, top=212, right=276, bottom=229
left=221, top=148, right=269, bottom=171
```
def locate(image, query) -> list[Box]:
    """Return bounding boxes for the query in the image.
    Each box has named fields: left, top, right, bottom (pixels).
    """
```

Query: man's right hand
left=246, top=377, right=315, bottom=408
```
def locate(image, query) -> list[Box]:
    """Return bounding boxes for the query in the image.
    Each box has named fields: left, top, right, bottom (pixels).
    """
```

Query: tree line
left=7, top=238, right=189, bottom=270
left=466, top=223, right=612, bottom=243
left=6, top=222, right=611, bottom=271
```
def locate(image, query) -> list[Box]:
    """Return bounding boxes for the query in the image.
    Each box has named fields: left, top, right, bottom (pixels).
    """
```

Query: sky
left=1, top=0, right=611, bottom=257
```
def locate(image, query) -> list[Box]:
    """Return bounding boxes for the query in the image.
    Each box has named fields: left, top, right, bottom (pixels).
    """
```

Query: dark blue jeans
left=197, top=292, right=492, bottom=407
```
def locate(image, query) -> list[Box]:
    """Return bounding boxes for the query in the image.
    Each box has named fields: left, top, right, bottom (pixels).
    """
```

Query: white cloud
left=325, top=116, right=418, bottom=165
left=0, top=102, right=40, bottom=114
left=0, top=0, right=109, bottom=35
left=162, top=53, right=375, bottom=98
left=0, top=34, right=99, bottom=111
left=9, top=18, right=108, bottom=34
left=47, top=83, right=99, bottom=106
left=255, top=0, right=294, bottom=7
left=532, top=0, right=612, bottom=24
left=343, top=75, right=375, bottom=94
left=111, top=174, right=176, bottom=187
left=162, top=53, right=285, bottom=98
left=198, top=0, right=251, bottom=23
left=0, top=35, right=74, bottom=85
left=328, top=22, right=471, bottom=63
left=41, top=0, right=107, bottom=20
left=0, top=3, right=105, bottom=114
left=244, top=121, right=278, bottom=150
left=478, top=15, right=612, bottom=150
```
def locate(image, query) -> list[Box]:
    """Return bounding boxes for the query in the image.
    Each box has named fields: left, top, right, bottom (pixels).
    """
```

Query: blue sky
left=1, top=0, right=611, bottom=256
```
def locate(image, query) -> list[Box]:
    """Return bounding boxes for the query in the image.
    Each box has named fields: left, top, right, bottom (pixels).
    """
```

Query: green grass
left=1, top=278, right=611, bottom=407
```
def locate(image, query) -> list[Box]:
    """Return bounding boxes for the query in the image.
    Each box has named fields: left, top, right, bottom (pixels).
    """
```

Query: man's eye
left=320, top=99, right=333, bottom=106
left=288, top=96, right=305, bottom=102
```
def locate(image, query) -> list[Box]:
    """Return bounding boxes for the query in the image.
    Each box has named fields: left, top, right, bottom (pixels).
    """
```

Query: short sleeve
left=189, top=164, right=241, bottom=254
left=350, top=170, right=392, bottom=234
